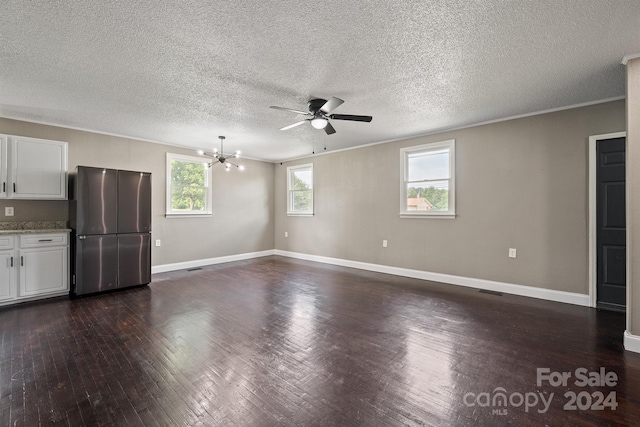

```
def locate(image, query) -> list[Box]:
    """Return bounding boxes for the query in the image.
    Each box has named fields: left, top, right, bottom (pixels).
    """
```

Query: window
left=287, top=163, right=313, bottom=216
left=400, top=140, right=455, bottom=218
left=166, top=153, right=212, bottom=217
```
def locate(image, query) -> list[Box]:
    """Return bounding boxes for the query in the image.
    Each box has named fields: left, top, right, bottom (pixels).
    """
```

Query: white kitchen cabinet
left=0, top=250, right=16, bottom=302
left=0, top=135, right=7, bottom=198
left=0, top=235, right=16, bottom=303
left=0, top=232, right=69, bottom=306
left=0, top=134, right=68, bottom=200
left=19, top=246, right=68, bottom=297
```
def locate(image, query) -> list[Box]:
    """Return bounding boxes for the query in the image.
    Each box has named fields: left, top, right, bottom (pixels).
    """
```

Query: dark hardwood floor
left=1, top=256, right=639, bottom=426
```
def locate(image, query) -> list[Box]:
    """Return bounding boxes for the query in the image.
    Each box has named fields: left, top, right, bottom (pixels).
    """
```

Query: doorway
left=589, top=132, right=626, bottom=311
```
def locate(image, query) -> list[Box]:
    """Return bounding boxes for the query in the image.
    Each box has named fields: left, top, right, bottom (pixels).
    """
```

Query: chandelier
left=198, top=136, right=244, bottom=171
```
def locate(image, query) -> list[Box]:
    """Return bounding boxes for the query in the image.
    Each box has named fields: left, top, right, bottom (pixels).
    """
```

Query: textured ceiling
left=0, top=1, right=639, bottom=161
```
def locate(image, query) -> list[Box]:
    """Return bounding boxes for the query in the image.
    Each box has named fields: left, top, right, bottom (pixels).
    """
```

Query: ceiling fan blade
left=270, top=106, right=310, bottom=115
left=330, top=114, right=373, bottom=122
left=320, top=97, right=344, bottom=114
left=279, top=120, right=308, bottom=131
left=324, top=122, right=336, bottom=135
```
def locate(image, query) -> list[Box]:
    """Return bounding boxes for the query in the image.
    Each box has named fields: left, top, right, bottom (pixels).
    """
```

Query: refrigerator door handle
left=20, top=256, right=23, bottom=267
left=10, top=256, right=13, bottom=267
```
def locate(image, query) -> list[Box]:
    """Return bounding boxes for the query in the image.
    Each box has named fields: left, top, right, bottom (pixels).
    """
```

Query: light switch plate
left=155, top=239, right=161, bottom=247
left=508, top=248, right=517, bottom=258
left=4, top=207, right=14, bottom=216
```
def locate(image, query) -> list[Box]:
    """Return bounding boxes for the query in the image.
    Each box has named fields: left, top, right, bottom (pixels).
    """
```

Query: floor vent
left=480, top=289, right=503, bottom=296
left=186, top=267, right=203, bottom=272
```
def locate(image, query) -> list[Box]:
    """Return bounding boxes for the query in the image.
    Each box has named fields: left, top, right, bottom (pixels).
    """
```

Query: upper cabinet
left=0, top=135, right=68, bottom=200
left=0, top=135, right=6, bottom=198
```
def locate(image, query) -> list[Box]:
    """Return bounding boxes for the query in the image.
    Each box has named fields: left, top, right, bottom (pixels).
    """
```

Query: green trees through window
left=287, top=163, right=313, bottom=215
left=166, top=153, right=211, bottom=216
left=291, top=173, right=312, bottom=211
left=171, top=160, right=206, bottom=211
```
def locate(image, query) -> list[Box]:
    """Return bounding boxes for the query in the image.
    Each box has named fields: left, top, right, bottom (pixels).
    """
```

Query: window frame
left=400, top=139, right=456, bottom=219
left=166, top=152, right=212, bottom=218
left=287, top=163, right=314, bottom=216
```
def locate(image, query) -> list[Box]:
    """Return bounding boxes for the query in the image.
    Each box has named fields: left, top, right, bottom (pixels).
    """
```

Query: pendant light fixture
left=197, top=136, right=244, bottom=171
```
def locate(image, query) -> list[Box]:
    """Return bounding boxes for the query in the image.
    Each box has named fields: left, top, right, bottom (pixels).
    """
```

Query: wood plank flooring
left=1, top=255, right=639, bottom=426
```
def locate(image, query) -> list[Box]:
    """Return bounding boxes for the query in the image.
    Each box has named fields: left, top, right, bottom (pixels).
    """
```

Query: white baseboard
left=275, top=250, right=591, bottom=307
left=624, top=330, right=640, bottom=353
left=152, top=250, right=276, bottom=274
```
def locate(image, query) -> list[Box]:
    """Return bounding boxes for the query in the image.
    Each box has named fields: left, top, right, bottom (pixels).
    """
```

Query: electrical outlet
left=4, top=207, right=14, bottom=216
left=155, top=240, right=161, bottom=247
left=509, top=248, right=517, bottom=258
left=382, top=240, right=388, bottom=248
left=285, top=232, right=288, bottom=238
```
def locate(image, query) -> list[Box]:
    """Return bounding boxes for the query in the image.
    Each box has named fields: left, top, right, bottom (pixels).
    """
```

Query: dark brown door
left=596, top=137, right=626, bottom=311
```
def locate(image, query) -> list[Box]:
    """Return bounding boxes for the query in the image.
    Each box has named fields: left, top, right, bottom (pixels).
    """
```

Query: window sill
left=400, top=213, right=456, bottom=219
left=287, top=212, right=314, bottom=217
left=165, top=213, right=212, bottom=219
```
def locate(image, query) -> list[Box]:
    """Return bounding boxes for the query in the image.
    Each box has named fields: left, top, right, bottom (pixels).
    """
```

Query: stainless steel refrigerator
left=70, top=166, right=151, bottom=296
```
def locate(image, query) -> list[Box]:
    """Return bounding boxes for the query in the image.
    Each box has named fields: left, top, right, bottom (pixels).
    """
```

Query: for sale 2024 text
left=537, top=367, right=618, bottom=411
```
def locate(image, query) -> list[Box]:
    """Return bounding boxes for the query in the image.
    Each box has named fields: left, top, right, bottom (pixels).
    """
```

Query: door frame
left=588, top=131, right=626, bottom=308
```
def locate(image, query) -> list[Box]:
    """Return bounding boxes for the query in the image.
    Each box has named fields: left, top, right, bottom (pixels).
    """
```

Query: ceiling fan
left=269, top=97, right=372, bottom=135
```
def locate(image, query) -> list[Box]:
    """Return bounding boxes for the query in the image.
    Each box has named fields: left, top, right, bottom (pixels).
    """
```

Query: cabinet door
left=19, top=247, right=69, bottom=297
left=10, top=136, right=68, bottom=199
left=0, top=250, right=16, bottom=302
left=0, top=135, right=7, bottom=198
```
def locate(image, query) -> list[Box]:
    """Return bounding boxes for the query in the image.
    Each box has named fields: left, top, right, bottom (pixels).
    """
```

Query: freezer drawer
left=74, top=235, right=118, bottom=295
left=118, top=234, right=151, bottom=288
left=117, top=170, right=151, bottom=234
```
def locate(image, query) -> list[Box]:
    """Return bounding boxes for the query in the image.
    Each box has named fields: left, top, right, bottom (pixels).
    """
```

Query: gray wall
left=275, top=101, right=626, bottom=295
left=0, top=118, right=275, bottom=267
left=0, top=100, right=627, bottom=298
left=627, top=59, right=640, bottom=336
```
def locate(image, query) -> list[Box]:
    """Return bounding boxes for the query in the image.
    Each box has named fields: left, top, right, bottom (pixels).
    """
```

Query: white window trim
left=287, top=163, right=314, bottom=216
left=400, top=139, right=456, bottom=219
left=166, top=152, right=212, bottom=217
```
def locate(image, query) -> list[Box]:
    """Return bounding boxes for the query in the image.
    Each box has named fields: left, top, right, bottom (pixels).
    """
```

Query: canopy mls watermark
left=463, top=367, right=618, bottom=416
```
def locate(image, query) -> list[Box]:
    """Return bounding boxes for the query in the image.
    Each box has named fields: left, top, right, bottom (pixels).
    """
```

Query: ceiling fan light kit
left=311, top=117, right=328, bottom=129
left=270, top=97, right=372, bottom=135
left=199, top=136, right=244, bottom=171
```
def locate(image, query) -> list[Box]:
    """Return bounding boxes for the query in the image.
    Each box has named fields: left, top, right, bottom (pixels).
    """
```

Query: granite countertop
left=0, top=221, right=71, bottom=235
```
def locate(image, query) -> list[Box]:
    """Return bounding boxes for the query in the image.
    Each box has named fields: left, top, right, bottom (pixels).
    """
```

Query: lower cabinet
left=0, top=249, right=16, bottom=301
left=0, top=232, right=69, bottom=306
left=20, top=246, right=68, bottom=297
